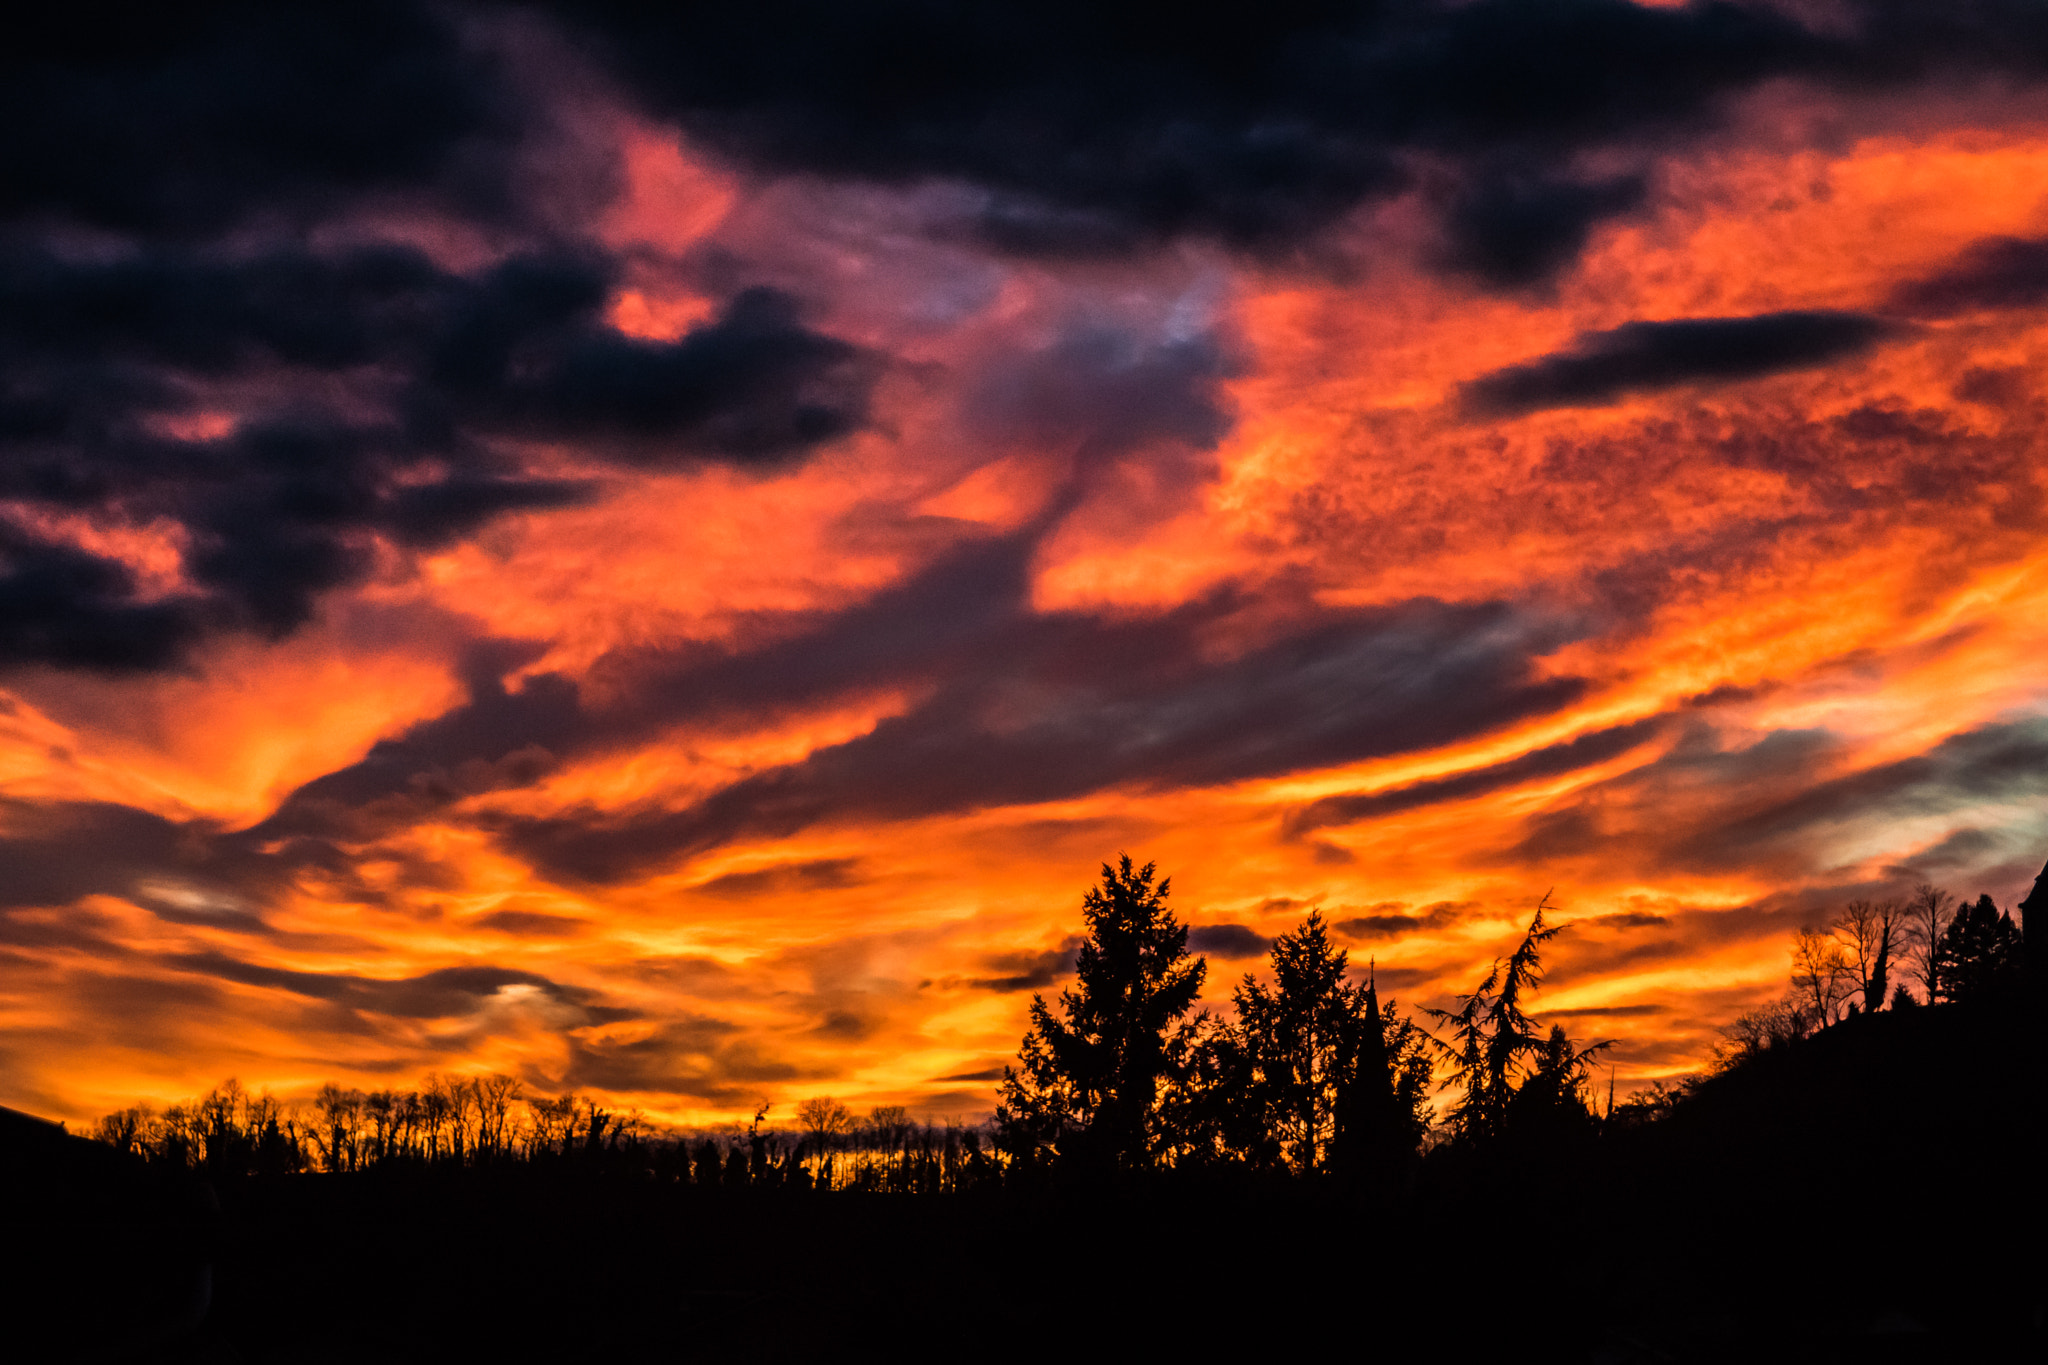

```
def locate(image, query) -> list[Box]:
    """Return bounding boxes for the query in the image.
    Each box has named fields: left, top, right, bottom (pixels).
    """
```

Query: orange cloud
left=8, top=62, right=2048, bottom=1135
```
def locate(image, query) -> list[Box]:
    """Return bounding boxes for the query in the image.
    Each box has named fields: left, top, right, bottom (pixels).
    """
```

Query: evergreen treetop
left=996, top=855, right=1207, bottom=1172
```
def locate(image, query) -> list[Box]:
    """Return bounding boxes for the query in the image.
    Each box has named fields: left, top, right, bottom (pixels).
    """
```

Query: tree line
left=992, top=857, right=1600, bottom=1180
left=88, top=855, right=2034, bottom=1191
left=93, top=1075, right=651, bottom=1179
left=91, top=1075, right=1011, bottom=1192
left=1721, top=881, right=2026, bottom=1060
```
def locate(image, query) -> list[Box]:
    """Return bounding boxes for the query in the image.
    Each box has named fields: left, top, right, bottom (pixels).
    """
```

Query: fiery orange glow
left=4, top=33, right=2046, bottom=1134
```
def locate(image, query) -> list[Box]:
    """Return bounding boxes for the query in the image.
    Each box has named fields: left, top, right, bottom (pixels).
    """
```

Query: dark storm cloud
left=555, top=0, right=1751, bottom=257
left=1888, top=825, right=2004, bottom=876
left=0, top=241, right=875, bottom=664
left=66, top=973, right=230, bottom=1039
left=1284, top=717, right=1666, bottom=836
left=1460, top=311, right=1896, bottom=416
left=1187, top=924, right=1271, bottom=959
left=258, top=647, right=580, bottom=840
left=242, top=513, right=1585, bottom=883
left=0, top=788, right=527, bottom=925
left=0, top=799, right=259, bottom=914
left=5, top=1, right=519, bottom=240
left=247, top=527, right=1049, bottom=844
left=426, top=272, right=875, bottom=456
left=1336, top=914, right=1423, bottom=941
left=2, top=1, right=875, bottom=676
left=1889, top=235, right=2048, bottom=317
left=564, top=1017, right=804, bottom=1100
left=1439, top=170, right=1646, bottom=289
left=492, top=590, right=1586, bottom=884
left=954, top=940, right=1083, bottom=993
left=0, top=528, right=210, bottom=672
left=0, top=901, right=136, bottom=956
left=557, top=0, right=1417, bottom=255
left=1335, top=900, right=1469, bottom=941
left=14, top=2, right=2048, bottom=678
left=690, top=859, right=866, bottom=899
left=472, top=909, right=587, bottom=936
left=0, top=246, right=857, bottom=464
left=1589, top=911, right=1670, bottom=930
left=170, top=950, right=620, bottom=1022
left=813, top=1010, right=874, bottom=1041
left=555, top=1, right=2048, bottom=265
left=383, top=477, right=595, bottom=550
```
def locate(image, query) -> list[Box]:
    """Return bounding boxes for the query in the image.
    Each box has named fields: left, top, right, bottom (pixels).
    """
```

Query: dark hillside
left=1581, top=993, right=2038, bottom=1359
left=34, top=992, right=2035, bottom=1365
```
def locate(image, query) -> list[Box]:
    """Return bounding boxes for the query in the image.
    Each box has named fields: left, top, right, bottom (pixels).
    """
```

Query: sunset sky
left=6, top=0, right=2048, bottom=1128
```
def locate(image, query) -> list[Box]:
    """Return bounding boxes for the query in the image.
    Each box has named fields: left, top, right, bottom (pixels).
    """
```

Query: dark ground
left=9, top=997, right=2041, bottom=1363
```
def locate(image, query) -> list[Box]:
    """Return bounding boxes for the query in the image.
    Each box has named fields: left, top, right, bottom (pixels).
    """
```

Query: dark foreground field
left=10, top=998, right=2041, bottom=1363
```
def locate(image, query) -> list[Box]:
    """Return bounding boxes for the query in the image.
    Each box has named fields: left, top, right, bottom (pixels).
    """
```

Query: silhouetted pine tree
left=1229, top=912, right=1357, bottom=1173
left=1213, top=912, right=1434, bottom=1178
left=1935, top=894, right=2023, bottom=1003
left=1428, top=907, right=1557, bottom=1142
left=995, top=855, right=1207, bottom=1173
left=1426, top=903, right=1606, bottom=1147
left=1329, top=969, right=1435, bottom=1183
left=1505, top=1024, right=1606, bottom=1144
left=1156, top=1009, right=1270, bottom=1169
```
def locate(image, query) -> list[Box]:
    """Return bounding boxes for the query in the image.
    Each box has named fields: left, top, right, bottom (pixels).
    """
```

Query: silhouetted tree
left=1934, top=894, right=2022, bottom=1003
left=2021, top=859, right=2047, bottom=998
left=1714, top=994, right=1812, bottom=1068
left=1903, top=883, right=1957, bottom=1005
left=1427, top=902, right=1608, bottom=1146
left=243, top=1089, right=298, bottom=1175
left=747, top=1103, right=776, bottom=1184
left=1791, top=924, right=1857, bottom=1026
left=864, top=1104, right=911, bottom=1188
left=1328, top=967, right=1435, bottom=1182
left=312, top=1084, right=365, bottom=1172
left=474, top=1074, right=522, bottom=1163
left=1209, top=913, right=1433, bottom=1178
left=691, top=1135, right=721, bottom=1186
left=1227, top=912, right=1358, bottom=1173
left=796, top=1097, right=852, bottom=1185
left=92, top=1107, right=147, bottom=1158
left=1155, top=1010, right=1264, bottom=1169
left=520, top=1094, right=566, bottom=1159
left=996, top=855, right=1207, bottom=1173
left=1506, top=1024, right=1606, bottom=1143
left=195, top=1080, right=250, bottom=1175
left=1834, top=898, right=1901, bottom=1014
left=1605, top=1077, right=1694, bottom=1129
left=1427, top=904, right=1561, bottom=1142
left=418, top=1077, right=454, bottom=1162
